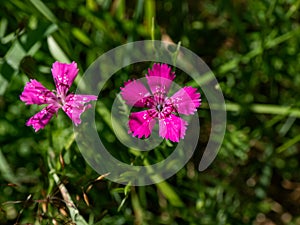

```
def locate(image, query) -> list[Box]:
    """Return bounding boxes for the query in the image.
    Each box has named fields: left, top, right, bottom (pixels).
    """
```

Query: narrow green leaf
left=4, top=40, right=26, bottom=70
left=47, top=36, right=70, bottom=63
left=143, top=159, right=184, bottom=207
left=156, top=181, right=184, bottom=207
left=0, top=18, right=8, bottom=38
left=30, top=0, right=57, bottom=24
left=72, top=28, right=92, bottom=46
left=265, top=30, right=298, bottom=49
left=115, top=0, right=125, bottom=20
left=0, top=74, right=9, bottom=95
left=131, top=187, right=144, bottom=222
left=48, top=150, right=89, bottom=225
left=134, top=0, right=144, bottom=20
left=145, top=0, right=155, bottom=33
left=64, top=132, right=75, bottom=150
left=276, top=134, right=300, bottom=153
left=286, top=0, right=300, bottom=18
left=224, top=103, right=300, bottom=118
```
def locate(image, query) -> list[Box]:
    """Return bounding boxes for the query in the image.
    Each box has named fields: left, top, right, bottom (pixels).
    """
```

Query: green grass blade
left=223, top=103, right=300, bottom=118
left=30, top=0, right=57, bottom=24
left=47, top=36, right=71, bottom=63
left=276, top=134, right=300, bottom=153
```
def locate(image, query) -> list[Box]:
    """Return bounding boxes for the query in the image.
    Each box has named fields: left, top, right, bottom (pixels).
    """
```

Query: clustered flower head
left=120, top=63, right=201, bottom=142
left=20, top=61, right=97, bottom=132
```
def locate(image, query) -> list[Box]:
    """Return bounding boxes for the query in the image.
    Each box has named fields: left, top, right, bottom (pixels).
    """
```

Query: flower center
left=156, top=103, right=163, bottom=112
left=55, top=91, right=66, bottom=106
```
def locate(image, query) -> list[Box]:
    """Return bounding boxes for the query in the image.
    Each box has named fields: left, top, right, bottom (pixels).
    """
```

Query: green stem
left=202, top=102, right=300, bottom=118
left=47, top=149, right=89, bottom=225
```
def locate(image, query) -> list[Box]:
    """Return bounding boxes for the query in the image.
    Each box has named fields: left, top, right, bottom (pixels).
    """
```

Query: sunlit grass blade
left=47, top=36, right=71, bottom=63
left=223, top=103, right=300, bottom=118
left=72, top=28, right=92, bottom=46
left=145, top=0, right=155, bottom=32
left=276, top=134, right=300, bottom=153
left=30, top=0, right=57, bottom=24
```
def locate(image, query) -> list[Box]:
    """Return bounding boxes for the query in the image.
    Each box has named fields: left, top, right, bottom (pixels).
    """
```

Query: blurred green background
left=1, top=0, right=300, bottom=224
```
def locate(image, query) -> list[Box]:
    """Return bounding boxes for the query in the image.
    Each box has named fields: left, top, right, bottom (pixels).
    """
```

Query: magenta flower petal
left=21, top=61, right=97, bottom=131
left=62, top=94, right=97, bottom=126
left=159, top=114, right=188, bottom=142
left=26, top=104, right=60, bottom=132
left=120, top=63, right=201, bottom=142
left=20, top=79, right=56, bottom=105
left=128, top=110, right=157, bottom=138
left=51, top=61, right=79, bottom=96
left=169, top=86, right=201, bottom=115
left=146, top=63, right=175, bottom=95
left=120, top=79, right=152, bottom=107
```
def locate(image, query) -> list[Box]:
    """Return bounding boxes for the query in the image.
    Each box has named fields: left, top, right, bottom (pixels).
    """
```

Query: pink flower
left=20, top=61, right=97, bottom=132
left=121, top=63, right=201, bottom=142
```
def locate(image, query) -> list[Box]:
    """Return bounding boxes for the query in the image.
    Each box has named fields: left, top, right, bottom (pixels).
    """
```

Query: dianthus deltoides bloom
left=20, top=61, right=97, bottom=132
left=121, top=63, right=201, bottom=142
